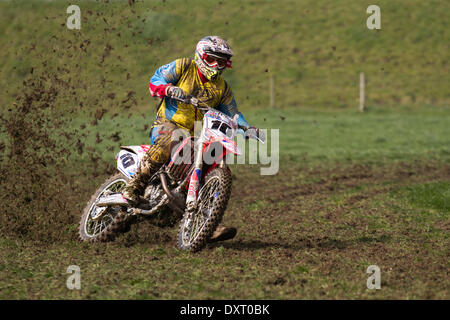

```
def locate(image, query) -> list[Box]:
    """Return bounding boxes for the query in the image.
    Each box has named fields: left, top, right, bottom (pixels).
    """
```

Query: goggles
left=202, top=53, right=232, bottom=69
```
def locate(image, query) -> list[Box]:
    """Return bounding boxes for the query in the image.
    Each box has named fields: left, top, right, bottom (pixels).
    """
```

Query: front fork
left=185, top=130, right=227, bottom=212
left=186, top=134, right=205, bottom=211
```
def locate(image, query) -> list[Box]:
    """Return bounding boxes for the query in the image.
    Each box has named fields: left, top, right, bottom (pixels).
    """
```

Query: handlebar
left=172, top=95, right=265, bottom=143
left=173, top=95, right=248, bottom=131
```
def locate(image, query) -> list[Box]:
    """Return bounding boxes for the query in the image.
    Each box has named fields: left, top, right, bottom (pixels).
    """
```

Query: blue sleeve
left=150, top=60, right=178, bottom=86
left=217, top=97, right=251, bottom=133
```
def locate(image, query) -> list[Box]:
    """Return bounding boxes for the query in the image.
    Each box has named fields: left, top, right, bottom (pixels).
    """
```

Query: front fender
left=213, top=137, right=241, bottom=155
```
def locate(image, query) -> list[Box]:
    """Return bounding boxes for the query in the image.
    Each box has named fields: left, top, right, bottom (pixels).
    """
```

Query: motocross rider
left=123, top=36, right=260, bottom=242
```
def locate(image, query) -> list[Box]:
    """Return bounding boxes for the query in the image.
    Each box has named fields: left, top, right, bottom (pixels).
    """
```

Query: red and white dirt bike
left=79, top=96, right=265, bottom=252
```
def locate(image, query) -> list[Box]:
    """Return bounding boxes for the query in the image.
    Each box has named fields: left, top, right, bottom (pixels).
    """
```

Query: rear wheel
left=177, top=167, right=232, bottom=252
left=79, top=173, right=132, bottom=242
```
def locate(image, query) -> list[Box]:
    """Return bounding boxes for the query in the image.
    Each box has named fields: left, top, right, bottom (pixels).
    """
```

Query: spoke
left=86, top=179, right=127, bottom=237
left=93, top=220, right=99, bottom=234
left=87, top=220, right=94, bottom=234
left=193, top=214, right=203, bottom=240
left=100, top=218, right=108, bottom=233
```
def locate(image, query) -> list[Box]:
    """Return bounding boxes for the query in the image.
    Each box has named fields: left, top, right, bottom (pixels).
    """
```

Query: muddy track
left=232, top=161, right=450, bottom=204
left=1, top=158, right=448, bottom=299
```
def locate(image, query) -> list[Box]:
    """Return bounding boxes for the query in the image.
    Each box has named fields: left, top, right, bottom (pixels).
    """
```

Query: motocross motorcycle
left=79, top=96, right=265, bottom=252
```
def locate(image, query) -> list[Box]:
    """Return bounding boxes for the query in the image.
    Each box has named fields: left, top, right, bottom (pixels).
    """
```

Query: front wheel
left=79, top=173, right=131, bottom=242
left=177, top=167, right=232, bottom=252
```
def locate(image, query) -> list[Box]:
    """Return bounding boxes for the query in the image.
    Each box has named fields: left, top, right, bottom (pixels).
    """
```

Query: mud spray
left=0, top=31, right=173, bottom=246
left=0, top=19, right=125, bottom=243
left=0, top=66, right=102, bottom=243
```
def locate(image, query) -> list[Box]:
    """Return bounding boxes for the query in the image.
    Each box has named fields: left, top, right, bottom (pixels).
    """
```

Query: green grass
left=403, top=182, right=450, bottom=213
left=0, top=0, right=449, bottom=113
left=68, top=105, right=450, bottom=165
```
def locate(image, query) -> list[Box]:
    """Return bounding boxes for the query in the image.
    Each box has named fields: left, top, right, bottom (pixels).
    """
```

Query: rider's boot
left=122, top=119, right=180, bottom=204
left=208, top=224, right=237, bottom=243
left=122, top=158, right=161, bottom=204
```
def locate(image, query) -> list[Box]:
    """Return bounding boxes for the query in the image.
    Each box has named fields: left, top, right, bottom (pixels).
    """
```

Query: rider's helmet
left=195, top=36, right=233, bottom=81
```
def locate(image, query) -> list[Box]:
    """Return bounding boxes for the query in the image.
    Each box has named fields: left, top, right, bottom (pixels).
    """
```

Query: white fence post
left=270, top=75, right=275, bottom=108
left=360, top=72, right=365, bottom=112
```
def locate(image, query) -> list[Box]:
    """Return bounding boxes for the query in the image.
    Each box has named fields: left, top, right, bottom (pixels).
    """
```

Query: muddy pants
left=124, top=118, right=189, bottom=200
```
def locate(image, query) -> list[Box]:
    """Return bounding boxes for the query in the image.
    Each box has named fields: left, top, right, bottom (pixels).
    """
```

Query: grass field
left=1, top=107, right=449, bottom=299
left=71, top=105, right=450, bottom=164
left=0, top=0, right=449, bottom=300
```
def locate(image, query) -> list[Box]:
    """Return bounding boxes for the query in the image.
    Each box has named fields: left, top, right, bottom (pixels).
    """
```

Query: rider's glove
left=165, top=85, right=186, bottom=100
left=245, top=127, right=265, bottom=143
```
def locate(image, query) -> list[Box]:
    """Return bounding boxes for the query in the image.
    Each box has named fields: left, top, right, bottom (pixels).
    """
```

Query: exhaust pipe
left=159, top=172, right=185, bottom=214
